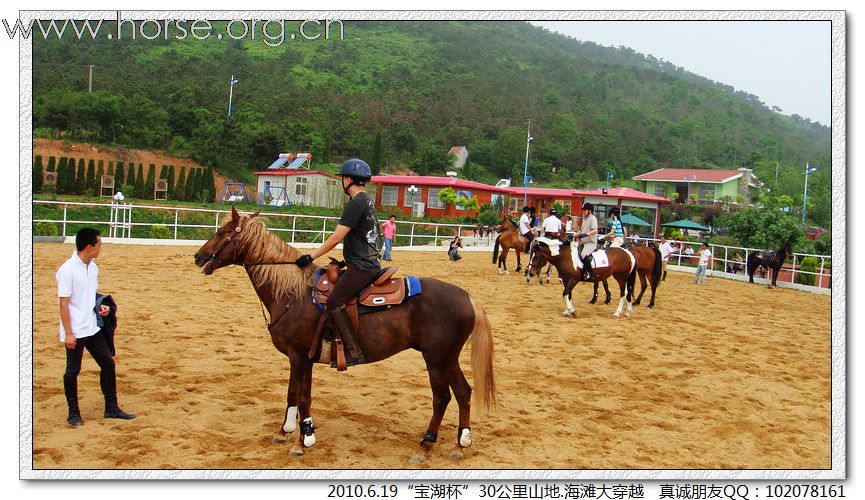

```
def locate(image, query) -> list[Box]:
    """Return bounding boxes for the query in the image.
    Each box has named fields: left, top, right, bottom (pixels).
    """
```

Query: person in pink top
left=381, top=215, right=397, bottom=261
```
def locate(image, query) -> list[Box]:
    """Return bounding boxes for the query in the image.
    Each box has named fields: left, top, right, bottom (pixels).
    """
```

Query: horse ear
left=251, top=211, right=260, bottom=219
left=231, top=205, right=240, bottom=222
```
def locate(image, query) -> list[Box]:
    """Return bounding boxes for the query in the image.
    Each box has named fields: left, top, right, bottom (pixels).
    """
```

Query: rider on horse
left=519, top=206, right=536, bottom=253
left=576, top=202, right=599, bottom=281
left=540, top=207, right=563, bottom=239
left=606, top=207, right=626, bottom=248
left=295, top=158, right=381, bottom=366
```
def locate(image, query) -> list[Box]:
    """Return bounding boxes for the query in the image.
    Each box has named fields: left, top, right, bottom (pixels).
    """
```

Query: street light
left=523, top=120, right=533, bottom=207
left=802, top=162, right=817, bottom=224
left=227, top=75, right=239, bottom=118
left=606, top=171, right=614, bottom=189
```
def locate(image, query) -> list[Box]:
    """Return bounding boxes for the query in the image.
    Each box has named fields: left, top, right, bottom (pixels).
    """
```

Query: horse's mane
left=236, top=216, right=314, bottom=300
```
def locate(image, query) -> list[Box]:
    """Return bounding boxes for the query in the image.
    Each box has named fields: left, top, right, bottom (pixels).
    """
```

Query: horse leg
left=634, top=270, right=648, bottom=306
left=589, top=280, right=598, bottom=304
left=545, top=264, right=552, bottom=284
left=447, top=363, right=473, bottom=460
left=613, top=276, right=627, bottom=318
left=289, top=358, right=316, bottom=457
left=273, top=357, right=301, bottom=444
left=411, top=364, right=452, bottom=464
left=562, top=286, right=576, bottom=317
left=500, top=248, right=509, bottom=275
left=514, top=251, right=522, bottom=273
left=603, top=279, right=612, bottom=304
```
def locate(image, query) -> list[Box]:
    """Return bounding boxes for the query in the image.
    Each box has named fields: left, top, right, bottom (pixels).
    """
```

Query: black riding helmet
left=339, top=158, right=372, bottom=194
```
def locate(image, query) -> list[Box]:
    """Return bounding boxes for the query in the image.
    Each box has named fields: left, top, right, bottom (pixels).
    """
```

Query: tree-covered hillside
left=32, top=20, right=832, bottom=227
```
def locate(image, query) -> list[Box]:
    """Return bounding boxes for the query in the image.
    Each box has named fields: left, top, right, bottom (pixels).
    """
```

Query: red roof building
left=633, top=167, right=762, bottom=206
left=370, top=175, right=510, bottom=219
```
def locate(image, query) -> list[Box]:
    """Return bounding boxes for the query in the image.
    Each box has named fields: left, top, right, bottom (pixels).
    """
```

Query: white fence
left=33, top=200, right=478, bottom=248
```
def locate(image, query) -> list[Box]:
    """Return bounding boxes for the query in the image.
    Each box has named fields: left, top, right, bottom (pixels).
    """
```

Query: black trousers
left=64, top=328, right=116, bottom=397
left=325, top=267, right=379, bottom=313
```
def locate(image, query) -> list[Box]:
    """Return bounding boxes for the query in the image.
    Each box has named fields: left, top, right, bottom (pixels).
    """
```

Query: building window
left=382, top=186, right=398, bottom=206
left=427, top=188, right=445, bottom=209
left=561, top=202, right=571, bottom=215
left=653, top=183, right=666, bottom=197
left=295, top=177, right=308, bottom=197
left=404, top=186, right=421, bottom=207
left=697, top=185, right=716, bottom=206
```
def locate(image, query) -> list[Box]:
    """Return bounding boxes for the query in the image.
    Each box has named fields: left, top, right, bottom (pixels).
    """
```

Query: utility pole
left=227, top=75, right=239, bottom=119
left=802, top=162, right=817, bottom=224
left=522, top=119, right=533, bottom=208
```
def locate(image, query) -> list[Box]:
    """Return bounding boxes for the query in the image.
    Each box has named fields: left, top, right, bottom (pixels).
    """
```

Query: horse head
left=194, top=205, right=260, bottom=275
left=783, top=242, right=794, bottom=258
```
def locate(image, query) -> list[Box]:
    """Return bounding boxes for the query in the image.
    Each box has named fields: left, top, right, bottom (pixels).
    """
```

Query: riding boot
left=662, top=271, right=667, bottom=281
left=63, top=376, right=83, bottom=426
left=101, top=370, right=136, bottom=420
left=330, top=308, right=366, bottom=367
left=582, top=256, right=595, bottom=281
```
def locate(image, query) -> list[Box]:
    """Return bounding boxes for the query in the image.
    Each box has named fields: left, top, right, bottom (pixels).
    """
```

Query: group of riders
left=515, top=202, right=638, bottom=282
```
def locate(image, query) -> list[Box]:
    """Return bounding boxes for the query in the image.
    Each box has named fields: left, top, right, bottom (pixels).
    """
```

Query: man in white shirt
left=693, top=241, right=713, bottom=285
left=658, top=236, right=674, bottom=281
left=540, top=207, right=563, bottom=239
left=58, top=228, right=135, bottom=426
left=576, top=202, right=599, bottom=281
left=518, top=206, right=535, bottom=253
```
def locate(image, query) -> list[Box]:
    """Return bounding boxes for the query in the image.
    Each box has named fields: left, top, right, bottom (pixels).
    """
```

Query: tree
left=33, top=155, right=43, bottom=193
left=133, top=164, right=145, bottom=198
left=56, top=158, right=69, bottom=194
left=75, top=159, right=86, bottom=194
left=370, top=132, right=383, bottom=175
left=97, top=160, right=105, bottom=188
left=144, top=164, right=156, bottom=199
left=722, top=207, right=804, bottom=249
left=167, top=165, right=176, bottom=199
left=114, top=161, right=125, bottom=191
left=412, top=142, right=452, bottom=176
left=437, top=187, right=480, bottom=211
left=126, top=162, right=136, bottom=196
left=175, top=166, right=187, bottom=201
left=85, top=159, right=96, bottom=193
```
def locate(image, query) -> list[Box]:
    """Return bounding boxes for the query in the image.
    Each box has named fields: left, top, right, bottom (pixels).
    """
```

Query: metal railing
left=33, top=200, right=476, bottom=248
left=622, top=236, right=831, bottom=289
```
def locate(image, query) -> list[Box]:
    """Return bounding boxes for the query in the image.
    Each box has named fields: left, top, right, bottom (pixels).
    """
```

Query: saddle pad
left=571, top=248, right=609, bottom=270
left=536, top=236, right=561, bottom=256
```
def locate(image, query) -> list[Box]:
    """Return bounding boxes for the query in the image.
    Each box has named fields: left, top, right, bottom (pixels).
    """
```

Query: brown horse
left=491, top=214, right=524, bottom=274
left=527, top=238, right=637, bottom=318
left=193, top=207, right=496, bottom=461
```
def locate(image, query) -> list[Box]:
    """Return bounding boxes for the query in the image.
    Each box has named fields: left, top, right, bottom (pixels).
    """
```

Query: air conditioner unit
left=412, top=202, right=425, bottom=218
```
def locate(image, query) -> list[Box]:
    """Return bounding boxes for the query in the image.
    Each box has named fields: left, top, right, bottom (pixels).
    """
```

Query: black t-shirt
left=338, top=191, right=382, bottom=272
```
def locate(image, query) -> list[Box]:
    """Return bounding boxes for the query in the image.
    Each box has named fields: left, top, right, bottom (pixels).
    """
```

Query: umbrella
left=619, top=213, right=651, bottom=227
left=662, top=219, right=710, bottom=231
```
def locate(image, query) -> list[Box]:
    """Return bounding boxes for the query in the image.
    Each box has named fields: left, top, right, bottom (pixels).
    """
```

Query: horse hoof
left=289, top=447, right=304, bottom=457
left=272, top=434, right=288, bottom=445
left=409, top=455, right=425, bottom=465
left=562, top=311, right=570, bottom=317
left=449, top=450, right=464, bottom=461
left=613, top=313, right=620, bottom=319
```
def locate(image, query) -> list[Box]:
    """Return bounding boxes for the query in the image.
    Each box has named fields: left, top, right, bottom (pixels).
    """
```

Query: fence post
left=724, top=246, right=728, bottom=273
left=128, top=206, right=133, bottom=238
left=174, top=210, right=179, bottom=240
left=291, top=217, right=296, bottom=243
left=214, top=211, right=220, bottom=231
left=410, top=224, right=415, bottom=247
left=791, top=254, right=797, bottom=284
left=62, top=205, right=67, bottom=236
left=818, top=257, right=825, bottom=288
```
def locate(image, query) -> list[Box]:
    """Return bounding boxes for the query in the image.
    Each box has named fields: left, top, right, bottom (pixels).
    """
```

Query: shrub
left=151, top=225, right=172, bottom=239
left=797, top=257, right=817, bottom=286
left=34, top=221, right=59, bottom=236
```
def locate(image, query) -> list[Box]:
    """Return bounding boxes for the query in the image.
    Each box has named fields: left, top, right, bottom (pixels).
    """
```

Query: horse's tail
left=651, top=247, right=663, bottom=290
left=469, top=295, right=496, bottom=415
left=626, top=258, right=639, bottom=301
left=492, top=235, right=501, bottom=264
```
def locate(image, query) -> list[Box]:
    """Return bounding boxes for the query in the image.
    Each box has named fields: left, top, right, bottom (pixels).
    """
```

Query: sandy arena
left=31, top=242, right=831, bottom=470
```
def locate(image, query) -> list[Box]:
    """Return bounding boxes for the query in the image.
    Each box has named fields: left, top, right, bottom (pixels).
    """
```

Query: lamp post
left=802, top=162, right=817, bottom=224
left=606, top=171, right=614, bottom=189
left=227, top=75, right=239, bottom=118
left=523, top=120, right=533, bottom=207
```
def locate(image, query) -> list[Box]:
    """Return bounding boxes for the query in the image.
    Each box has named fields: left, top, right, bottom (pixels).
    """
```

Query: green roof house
left=633, top=168, right=763, bottom=206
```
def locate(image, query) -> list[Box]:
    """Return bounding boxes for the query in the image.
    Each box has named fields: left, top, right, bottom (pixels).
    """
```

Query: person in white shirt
left=57, top=228, right=135, bottom=426
left=540, top=207, right=563, bottom=239
left=693, top=241, right=713, bottom=285
left=518, top=206, right=535, bottom=253
left=658, top=236, right=674, bottom=281
left=576, top=202, right=599, bottom=281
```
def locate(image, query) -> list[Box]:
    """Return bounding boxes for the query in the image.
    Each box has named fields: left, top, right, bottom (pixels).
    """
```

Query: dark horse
left=492, top=214, right=524, bottom=274
left=626, top=245, right=663, bottom=308
left=747, top=242, right=794, bottom=288
left=194, top=207, right=496, bottom=461
left=527, top=239, right=638, bottom=318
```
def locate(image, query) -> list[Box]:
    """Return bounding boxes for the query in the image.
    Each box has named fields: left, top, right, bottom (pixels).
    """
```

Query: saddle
left=309, top=259, right=408, bottom=370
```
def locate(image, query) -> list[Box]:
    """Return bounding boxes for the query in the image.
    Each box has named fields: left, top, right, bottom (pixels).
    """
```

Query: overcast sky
left=532, top=20, right=831, bottom=126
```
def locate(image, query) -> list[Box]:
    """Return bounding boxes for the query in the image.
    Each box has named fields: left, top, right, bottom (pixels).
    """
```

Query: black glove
left=577, top=232, right=587, bottom=239
left=295, top=254, right=314, bottom=267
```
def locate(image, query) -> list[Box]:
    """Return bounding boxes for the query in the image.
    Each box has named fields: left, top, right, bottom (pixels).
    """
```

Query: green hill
left=32, top=20, right=831, bottom=227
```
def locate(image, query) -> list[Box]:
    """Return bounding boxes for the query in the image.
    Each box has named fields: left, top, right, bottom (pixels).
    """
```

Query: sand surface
left=31, top=243, right=831, bottom=470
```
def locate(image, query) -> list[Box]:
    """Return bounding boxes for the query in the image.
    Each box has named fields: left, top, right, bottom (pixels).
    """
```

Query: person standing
left=658, top=236, right=674, bottom=281
left=576, top=202, right=599, bottom=281
left=693, top=242, right=713, bottom=285
left=57, top=228, right=135, bottom=426
left=381, top=215, right=397, bottom=262
left=606, top=208, right=627, bottom=248
left=295, top=159, right=381, bottom=366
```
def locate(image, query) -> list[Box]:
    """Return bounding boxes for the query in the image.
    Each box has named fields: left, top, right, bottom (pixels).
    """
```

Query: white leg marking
left=614, top=297, right=624, bottom=318
left=283, top=406, right=298, bottom=433
left=459, top=428, right=473, bottom=448
left=625, top=299, right=633, bottom=318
